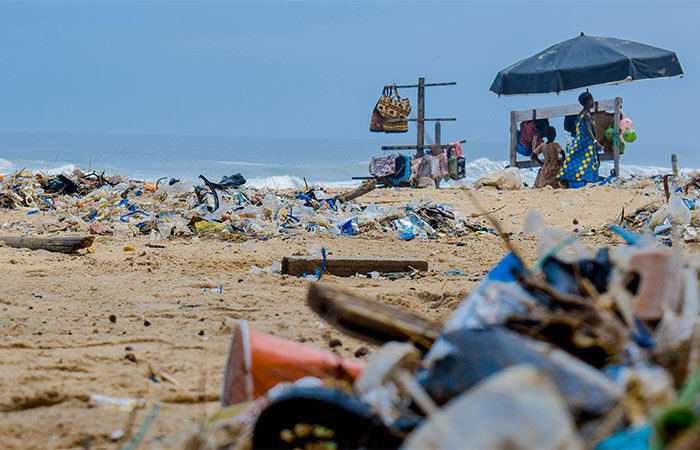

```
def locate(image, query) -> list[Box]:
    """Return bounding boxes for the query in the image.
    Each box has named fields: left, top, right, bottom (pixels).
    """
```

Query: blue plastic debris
left=317, top=248, right=327, bottom=281
left=203, top=285, right=223, bottom=294
left=444, top=271, right=468, bottom=276
left=595, top=425, right=652, bottom=450
left=609, top=225, right=641, bottom=245
left=120, top=210, right=150, bottom=223
left=630, top=318, right=655, bottom=348
left=38, top=196, right=54, bottom=208
left=341, top=220, right=356, bottom=236
left=419, top=327, right=623, bottom=421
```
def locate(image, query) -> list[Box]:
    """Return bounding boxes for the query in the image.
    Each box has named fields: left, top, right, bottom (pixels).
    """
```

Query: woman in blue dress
left=557, top=92, right=603, bottom=186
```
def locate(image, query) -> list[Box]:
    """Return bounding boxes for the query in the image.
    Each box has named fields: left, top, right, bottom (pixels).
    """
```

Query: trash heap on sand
left=152, top=205, right=700, bottom=449
left=0, top=169, right=498, bottom=241
left=620, top=172, right=700, bottom=244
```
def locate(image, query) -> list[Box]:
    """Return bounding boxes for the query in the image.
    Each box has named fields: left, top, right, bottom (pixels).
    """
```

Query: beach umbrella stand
left=490, top=33, right=684, bottom=176
left=508, top=97, right=622, bottom=174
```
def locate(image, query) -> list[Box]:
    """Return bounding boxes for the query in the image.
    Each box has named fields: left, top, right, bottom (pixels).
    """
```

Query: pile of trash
left=0, top=169, right=496, bottom=241
left=168, top=211, right=700, bottom=449
left=621, top=172, right=700, bottom=243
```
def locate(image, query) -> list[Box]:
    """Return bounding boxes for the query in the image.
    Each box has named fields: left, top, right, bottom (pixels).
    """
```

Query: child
left=531, top=127, right=565, bottom=188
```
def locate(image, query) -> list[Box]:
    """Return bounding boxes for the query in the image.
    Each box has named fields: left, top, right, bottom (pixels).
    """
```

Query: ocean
left=0, top=131, right=698, bottom=189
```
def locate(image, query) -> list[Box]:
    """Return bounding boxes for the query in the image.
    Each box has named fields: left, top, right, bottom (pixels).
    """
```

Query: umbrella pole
left=509, top=111, right=517, bottom=167
left=613, top=97, right=622, bottom=176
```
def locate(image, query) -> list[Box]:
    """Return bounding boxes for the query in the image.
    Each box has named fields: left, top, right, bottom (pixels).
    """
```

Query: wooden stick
left=307, top=283, right=441, bottom=350
left=466, top=191, right=527, bottom=269
left=0, top=236, right=94, bottom=253
left=334, top=178, right=376, bottom=203
left=282, top=255, right=427, bottom=277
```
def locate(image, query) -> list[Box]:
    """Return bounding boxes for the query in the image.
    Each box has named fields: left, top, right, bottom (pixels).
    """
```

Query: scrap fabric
left=558, top=113, right=600, bottom=183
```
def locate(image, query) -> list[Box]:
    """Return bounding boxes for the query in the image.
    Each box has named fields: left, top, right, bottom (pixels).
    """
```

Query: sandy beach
left=0, top=180, right=690, bottom=448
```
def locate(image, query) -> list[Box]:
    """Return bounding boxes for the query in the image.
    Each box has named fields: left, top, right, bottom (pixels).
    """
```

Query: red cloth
left=519, top=121, right=543, bottom=150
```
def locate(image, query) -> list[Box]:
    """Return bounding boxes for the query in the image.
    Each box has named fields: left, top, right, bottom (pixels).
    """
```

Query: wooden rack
left=509, top=97, right=622, bottom=175
left=380, top=77, right=458, bottom=156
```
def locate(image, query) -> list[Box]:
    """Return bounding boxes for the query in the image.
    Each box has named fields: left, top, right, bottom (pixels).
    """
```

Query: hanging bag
left=369, top=86, right=390, bottom=132
left=377, top=85, right=411, bottom=119
left=377, top=85, right=411, bottom=133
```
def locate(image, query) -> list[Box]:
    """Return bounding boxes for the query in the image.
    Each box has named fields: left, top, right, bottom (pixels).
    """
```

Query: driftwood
left=334, top=178, right=376, bottom=203
left=282, top=255, right=427, bottom=277
left=0, top=236, right=94, bottom=253
left=307, top=283, right=441, bottom=350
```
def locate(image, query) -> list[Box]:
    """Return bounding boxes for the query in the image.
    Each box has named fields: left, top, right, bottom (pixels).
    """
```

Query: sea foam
left=0, top=156, right=692, bottom=190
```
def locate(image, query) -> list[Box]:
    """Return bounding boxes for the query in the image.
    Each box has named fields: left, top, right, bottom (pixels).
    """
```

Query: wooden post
left=613, top=97, right=622, bottom=176
left=672, top=154, right=679, bottom=177
left=434, top=120, right=441, bottom=148
left=509, top=110, right=517, bottom=167
left=416, top=77, right=425, bottom=157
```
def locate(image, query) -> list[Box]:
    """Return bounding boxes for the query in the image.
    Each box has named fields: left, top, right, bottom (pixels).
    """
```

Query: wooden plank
left=384, top=117, right=456, bottom=123
left=613, top=97, right=622, bottom=176
left=381, top=139, right=467, bottom=151
left=395, top=81, right=456, bottom=89
left=512, top=98, right=617, bottom=121
left=385, top=118, right=456, bottom=123
left=417, top=77, right=425, bottom=156
left=334, top=178, right=376, bottom=203
left=0, top=236, right=94, bottom=253
left=510, top=111, right=518, bottom=167
left=515, top=152, right=615, bottom=169
left=382, top=145, right=426, bottom=150
left=282, top=256, right=428, bottom=277
left=307, top=283, right=441, bottom=349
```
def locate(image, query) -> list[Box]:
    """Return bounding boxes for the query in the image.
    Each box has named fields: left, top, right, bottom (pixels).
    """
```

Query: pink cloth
left=436, top=153, right=449, bottom=179
left=369, top=155, right=396, bottom=177
left=450, top=141, right=463, bottom=158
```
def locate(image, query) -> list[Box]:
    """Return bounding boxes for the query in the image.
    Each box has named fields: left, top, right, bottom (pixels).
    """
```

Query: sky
left=0, top=0, right=697, bottom=149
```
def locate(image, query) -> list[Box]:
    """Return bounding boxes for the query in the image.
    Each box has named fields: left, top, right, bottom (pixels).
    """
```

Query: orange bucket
left=221, top=320, right=365, bottom=406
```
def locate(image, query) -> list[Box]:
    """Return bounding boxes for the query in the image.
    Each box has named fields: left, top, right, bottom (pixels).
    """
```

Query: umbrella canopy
left=490, top=33, right=684, bottom=96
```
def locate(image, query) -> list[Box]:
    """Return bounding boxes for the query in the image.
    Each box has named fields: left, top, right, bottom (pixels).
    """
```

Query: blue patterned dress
left=557, top=112, right=600, bottom=183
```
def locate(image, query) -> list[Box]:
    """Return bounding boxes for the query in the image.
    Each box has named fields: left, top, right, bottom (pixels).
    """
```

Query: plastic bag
left=473, top=167, right=523, bottom=190
left=404, top=366, right=583, bottom=449
left=393, top=214, right=436, bottom=239
left=650, top=194, right=692, bottom=227
left=524, top=211, right=591, bottom=262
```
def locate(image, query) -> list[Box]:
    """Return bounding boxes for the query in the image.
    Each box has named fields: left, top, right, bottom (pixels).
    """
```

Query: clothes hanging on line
left=369, top=155, right=396, bottom=177
left=449, top=141, right=463, bottom=158
left=388, top=155, right=412, bottom=185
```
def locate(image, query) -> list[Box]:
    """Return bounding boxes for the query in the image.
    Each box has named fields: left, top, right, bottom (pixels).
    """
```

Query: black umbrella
left=490, top=33, right=683, bottom=96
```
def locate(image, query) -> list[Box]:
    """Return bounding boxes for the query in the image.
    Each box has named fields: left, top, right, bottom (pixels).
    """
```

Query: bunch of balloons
left=604, top=117, right=637, bottom=154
